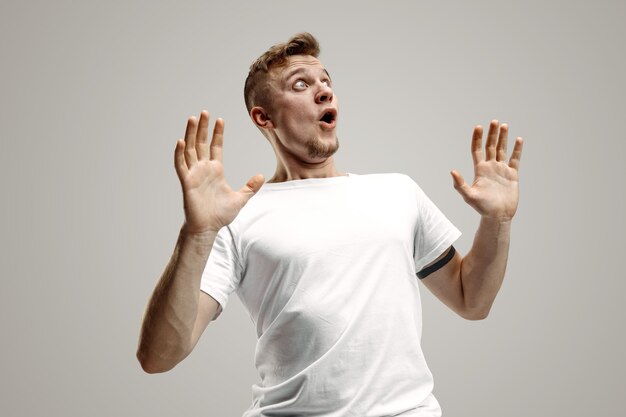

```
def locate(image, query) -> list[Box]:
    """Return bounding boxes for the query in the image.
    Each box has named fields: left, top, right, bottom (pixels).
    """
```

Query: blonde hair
left=244, top=32, right=320, bottom=113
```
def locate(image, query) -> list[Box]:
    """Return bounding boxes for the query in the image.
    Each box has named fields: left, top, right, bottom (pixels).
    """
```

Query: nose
left=315, top=82, right=333, bottom=104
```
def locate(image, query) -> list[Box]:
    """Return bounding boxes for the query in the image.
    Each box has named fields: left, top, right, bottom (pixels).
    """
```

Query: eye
left=321, top=79, right=331, bottom=87
left=294, top=80, right=308, bottom=90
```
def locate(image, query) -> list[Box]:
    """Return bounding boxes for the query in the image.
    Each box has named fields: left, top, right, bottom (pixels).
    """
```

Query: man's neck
left=267, top=157, right=344, bottom=183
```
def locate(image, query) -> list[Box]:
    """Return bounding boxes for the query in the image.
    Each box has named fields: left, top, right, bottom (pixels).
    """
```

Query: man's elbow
left=138, top=358, right=173, bottom=374
left=136, top=348, right=183, bottom=374
left=459, top=305, right=491, bottom=321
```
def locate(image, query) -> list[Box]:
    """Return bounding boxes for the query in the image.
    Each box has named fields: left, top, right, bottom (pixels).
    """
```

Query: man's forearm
left=137, top=227, right=217, bottom=372
left=460, top=217, right=511, bottom=319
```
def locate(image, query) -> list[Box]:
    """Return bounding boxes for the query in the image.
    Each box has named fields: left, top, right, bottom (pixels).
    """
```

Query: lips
left=318, top=108, right=337, bottom=128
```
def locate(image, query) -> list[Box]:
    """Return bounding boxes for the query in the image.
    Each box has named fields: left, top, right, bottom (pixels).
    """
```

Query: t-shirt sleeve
left=412, top=180, right=462, bottom=273
left=200, top=225, right=243, bottom=317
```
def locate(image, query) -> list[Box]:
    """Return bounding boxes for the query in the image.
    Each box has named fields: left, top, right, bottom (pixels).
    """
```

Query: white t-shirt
left=201, top=173, right=461, bottom=417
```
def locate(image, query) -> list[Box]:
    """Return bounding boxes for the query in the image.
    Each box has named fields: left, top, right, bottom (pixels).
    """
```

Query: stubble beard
left=306, top=135, right=340, bottom=159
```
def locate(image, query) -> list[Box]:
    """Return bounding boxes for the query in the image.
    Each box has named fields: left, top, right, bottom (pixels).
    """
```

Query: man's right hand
left=174, top=110, right=264, bottom=234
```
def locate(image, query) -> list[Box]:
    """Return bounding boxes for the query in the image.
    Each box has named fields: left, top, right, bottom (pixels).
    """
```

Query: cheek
left=282, top=106, right=308, bottom=125
left=272, top=95, right=314, bottom=128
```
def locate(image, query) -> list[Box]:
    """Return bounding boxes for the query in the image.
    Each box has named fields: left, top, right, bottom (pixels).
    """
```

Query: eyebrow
left=283, top=67, right=332, bottom=82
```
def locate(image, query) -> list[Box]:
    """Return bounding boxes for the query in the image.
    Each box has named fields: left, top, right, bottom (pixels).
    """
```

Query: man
left=137, top=33, right=523, bottom=416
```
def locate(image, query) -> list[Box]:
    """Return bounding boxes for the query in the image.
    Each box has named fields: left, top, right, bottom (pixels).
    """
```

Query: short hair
left=244, top=32, right=320, bottom=113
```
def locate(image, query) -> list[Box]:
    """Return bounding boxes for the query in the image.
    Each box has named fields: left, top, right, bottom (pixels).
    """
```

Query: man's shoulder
left=350, top=171, right=411, bottom=180
left=350, top=172, right=417, bottom=187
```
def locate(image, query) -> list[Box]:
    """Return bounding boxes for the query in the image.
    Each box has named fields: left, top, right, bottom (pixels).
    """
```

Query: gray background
left=1, top=0, right=624, bottom=415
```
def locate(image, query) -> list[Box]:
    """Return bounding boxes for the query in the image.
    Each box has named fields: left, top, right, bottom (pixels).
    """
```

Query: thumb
left=451, top=170, right=471, bottom=200
left=238, top=174, right=265, bottom=201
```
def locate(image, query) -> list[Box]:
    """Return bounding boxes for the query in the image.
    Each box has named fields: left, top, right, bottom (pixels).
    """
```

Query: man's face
left=265, top=55, right=339, bottom=163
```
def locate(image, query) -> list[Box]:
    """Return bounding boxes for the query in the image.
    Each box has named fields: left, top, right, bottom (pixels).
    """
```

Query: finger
left=496, top=123, right=509, bottom=162
left=471, top=125, right=484, bottom=165
left=451, top=170, right=471, bottom=200
left=210, top=118, right=225, bottom=162
left=508, top=137, right=524, bottom=171
left=184, top=115, right=199, bottom=167
left=485, top=119, right=499, bottom=160
left=196, top=110, right=210, bottom=160
left=238, top=174, right=265, bottom=203
left=174, top=139, right=188, bottom=179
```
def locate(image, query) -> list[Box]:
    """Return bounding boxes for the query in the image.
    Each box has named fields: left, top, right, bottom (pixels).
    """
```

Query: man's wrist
left=480, top=214, right=513, bottom=225
left=180, top=223, right=220, bottom=240
left=477, top=216, right=513, bottom=239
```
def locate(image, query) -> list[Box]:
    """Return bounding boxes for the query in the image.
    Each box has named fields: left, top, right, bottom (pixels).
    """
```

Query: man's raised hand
left=174, top=110, right=264, bottom=234
left=451, top=120, right=524, bottom=221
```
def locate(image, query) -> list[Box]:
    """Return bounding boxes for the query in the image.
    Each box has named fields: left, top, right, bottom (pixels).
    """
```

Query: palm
left=452, top=121, right=524, bottom=221
left=174, top=111, right=264, bottom=233
left=181, top=160, right=240, bottom=231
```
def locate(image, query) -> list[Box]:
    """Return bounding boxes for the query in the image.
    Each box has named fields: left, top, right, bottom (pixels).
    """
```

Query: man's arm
left=420, top=120, right=523, bottom=320
left=136, top=111, right=264, bottom=373
left=136, top=229, right=220, bottom=373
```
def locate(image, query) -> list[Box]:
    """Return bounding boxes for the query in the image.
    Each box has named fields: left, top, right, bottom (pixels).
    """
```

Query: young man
left=137, top=33, right=523, bottom=416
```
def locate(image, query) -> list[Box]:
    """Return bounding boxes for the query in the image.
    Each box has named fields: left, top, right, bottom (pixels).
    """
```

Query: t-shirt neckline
left=260, top=173, right=354, bottom=190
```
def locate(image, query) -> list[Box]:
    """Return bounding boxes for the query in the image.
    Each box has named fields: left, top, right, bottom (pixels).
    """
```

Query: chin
left=307, top=136, right=339, bottom=159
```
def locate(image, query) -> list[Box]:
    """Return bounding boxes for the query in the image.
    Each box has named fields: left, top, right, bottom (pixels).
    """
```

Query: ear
left=250, top=106, right=274, bottom=129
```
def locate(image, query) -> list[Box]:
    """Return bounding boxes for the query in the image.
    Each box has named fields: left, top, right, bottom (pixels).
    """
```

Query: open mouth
left=319, top=109, right=337, bottom=127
